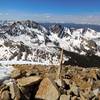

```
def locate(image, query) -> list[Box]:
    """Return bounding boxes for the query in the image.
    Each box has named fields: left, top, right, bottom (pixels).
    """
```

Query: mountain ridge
left=0, top=20, right=100, bottom=65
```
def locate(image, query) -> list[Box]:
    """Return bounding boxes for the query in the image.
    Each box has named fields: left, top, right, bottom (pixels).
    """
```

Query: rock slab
left=35, top=77, right=60, bottom=100
left=17, top=76, right=41, bottom=86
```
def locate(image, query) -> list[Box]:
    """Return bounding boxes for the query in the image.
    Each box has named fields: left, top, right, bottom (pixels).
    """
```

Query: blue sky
left=0, top=0, right=100, bottom=24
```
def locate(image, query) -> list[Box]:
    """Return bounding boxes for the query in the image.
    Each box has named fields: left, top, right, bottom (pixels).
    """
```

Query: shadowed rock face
left=1, top=20, right=42, bottom=36
left=80, top=39, right=97, bottom=56
left=63, top=50, right=100, bottom=67
left=25, top=20, right=39, bottom=28
left=50, top=24, right=63, bottom=35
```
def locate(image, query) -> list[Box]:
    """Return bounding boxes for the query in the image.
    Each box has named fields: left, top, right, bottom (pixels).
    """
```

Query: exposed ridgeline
left=0, top=20, right=100, bottom=67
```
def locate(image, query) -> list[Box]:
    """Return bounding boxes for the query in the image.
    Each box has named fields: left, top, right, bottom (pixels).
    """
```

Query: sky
left=0, top=0, right=100, bottom=24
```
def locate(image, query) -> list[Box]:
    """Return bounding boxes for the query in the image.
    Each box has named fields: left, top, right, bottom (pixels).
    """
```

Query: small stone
left=1, top=90, right=11, bottom=100
left=93, top=88, right=100, bottom=96
left=26, top=70, right=39, bottom=76
left=80, top=90, right=94, bottom=100
left=60, top=94, right=70, bottom=100
left=68, top=84, right=79, bottom=96
left=35, top=77, right=60, bottom=100
left=11, top=69, right=21, bottom=78
left=55, top=79, right=63, bottom=87
left=63, top=79, right=71, bottom=85
left=93, top=80, right=100, bottom=88
left=89, top=69, right=97, bottom=80
left=0, top=84, right=8, bottom=94
left=79, top=81, right=91, bottom=90
left=9, top=82, right=21, bottom=100
left=89, top=91, right=95, bottom=99
left=3, top=79, right=15, bottom=86
left=71, top=96, right=80, bottom=100
left=80, top=91, right=87, bottom=100
left=17, top=76, right=41, bottom=86
left=72, top=85, right=79, bottom=96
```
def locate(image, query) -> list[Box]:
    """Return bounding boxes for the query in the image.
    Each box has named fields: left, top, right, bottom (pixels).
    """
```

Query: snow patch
left=0, top=65, right=14, bottom=81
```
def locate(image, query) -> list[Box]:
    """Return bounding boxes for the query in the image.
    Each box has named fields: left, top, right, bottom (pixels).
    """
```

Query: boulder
left=17, top=76, right=41, bottom=87
left=11, top=69, right=21, bottom=79
left=80, top=90, right=95, bottom=100
left=1, top=90, right=11, bottom=100
left=70, top=84, right=79, bottom=96
left=55, top=79, right=64, bottom=87
left=93, top=88, right=100, bottom=96
left=35, top=77, right=60, bottom=100
left=9, top=82, right=21, bottom=100
left=60, top=94, right=70, bottom=100
left=93, top=80, right=100, bottom=89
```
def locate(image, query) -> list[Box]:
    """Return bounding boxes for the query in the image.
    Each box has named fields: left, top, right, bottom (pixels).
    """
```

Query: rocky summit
left=0, top=64, right=100, bottom=100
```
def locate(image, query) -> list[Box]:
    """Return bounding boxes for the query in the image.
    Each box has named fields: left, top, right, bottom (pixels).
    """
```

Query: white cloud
left=0, top=12, right=100, bottom=25
left=31, top=14, right=100, bottom=25
left=0, top=13, right=3, bottom=15
left=0, top=13, right=9, bottom=16
left=5, top=13, right=9, bottom=15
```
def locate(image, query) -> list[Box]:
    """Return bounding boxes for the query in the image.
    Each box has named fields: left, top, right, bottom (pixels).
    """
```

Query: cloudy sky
left=0, top=0, right=100, bottom=24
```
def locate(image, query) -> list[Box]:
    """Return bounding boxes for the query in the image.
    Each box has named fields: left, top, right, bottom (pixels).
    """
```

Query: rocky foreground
left=0, top=64, right=100, bottom=100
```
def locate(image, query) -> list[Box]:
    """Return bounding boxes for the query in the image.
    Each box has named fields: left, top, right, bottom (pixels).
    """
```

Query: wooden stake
left=56, top=48, right=63, bottom=79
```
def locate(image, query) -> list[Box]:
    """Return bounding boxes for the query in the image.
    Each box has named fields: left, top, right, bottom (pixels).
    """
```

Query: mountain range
left=0, top=20, right=100, bottom=66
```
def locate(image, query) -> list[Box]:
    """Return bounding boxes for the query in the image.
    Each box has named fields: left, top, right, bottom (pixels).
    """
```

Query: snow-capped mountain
left=0, top=20, right=100, bottom=64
